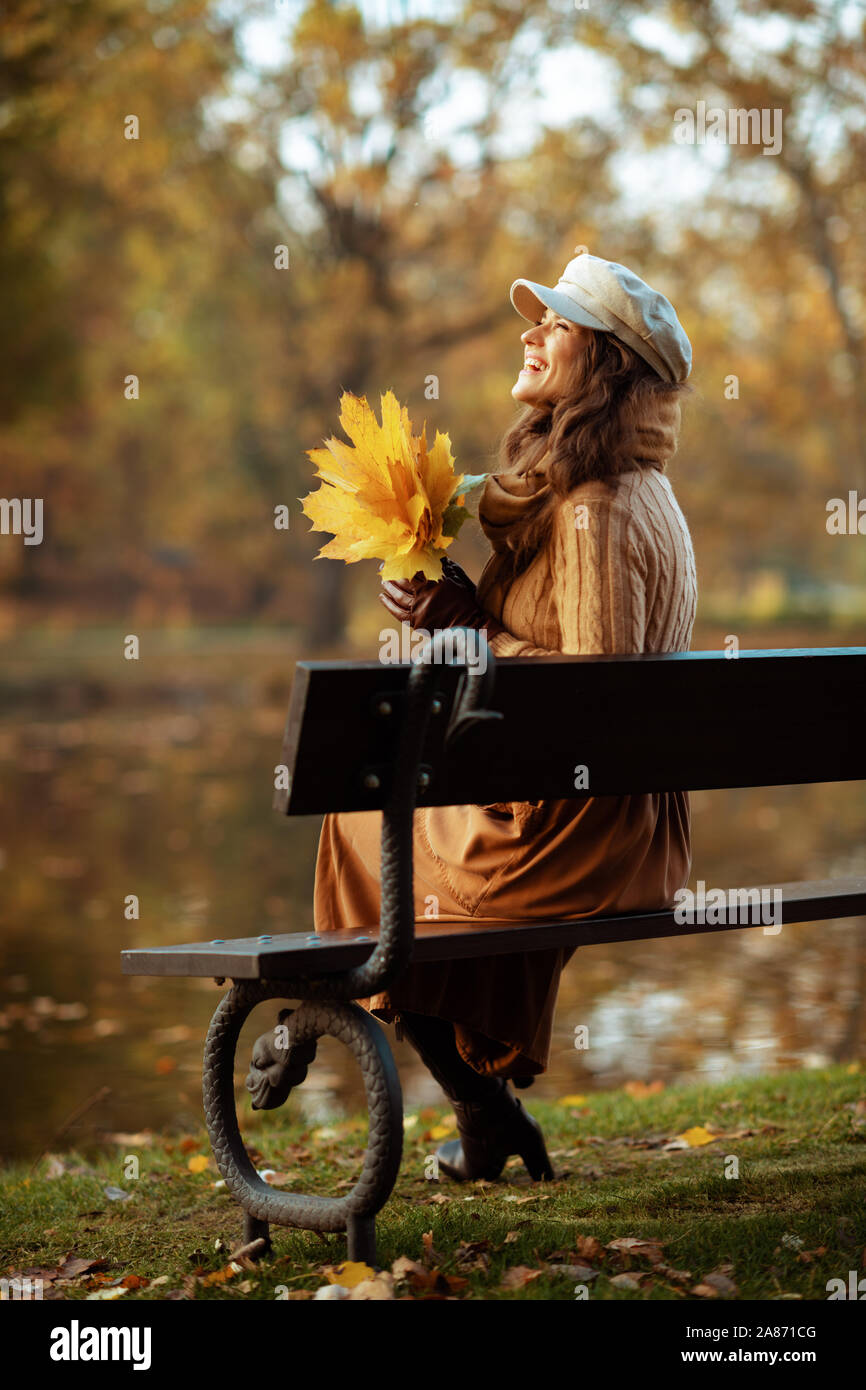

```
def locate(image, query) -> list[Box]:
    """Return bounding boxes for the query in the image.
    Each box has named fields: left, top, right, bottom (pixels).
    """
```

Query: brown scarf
left=475, top=395, right=682, bottom=606
left=477, top=394, right=682, bottom=553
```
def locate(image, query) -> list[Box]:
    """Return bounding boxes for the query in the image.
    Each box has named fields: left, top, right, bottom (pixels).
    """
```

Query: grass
left=2, top=1064, right=864, bottom=1301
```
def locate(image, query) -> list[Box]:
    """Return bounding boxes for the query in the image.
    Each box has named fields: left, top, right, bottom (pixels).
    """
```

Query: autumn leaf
left=607, top=1237, right=665, bottom=1265
left=427, top=1114, right=457, bottom=1141
left=187, top=1154, right=210, bottom=1174
left=623, top=1080, right=664, bottom=1099
left=610, top=1272, right=646, bottom=1291
left=323, top=1261, right=376, bottom=1289
left=301, top=390, right=486, bottom=582
left=201, top=1261, right=244, bottom=1287
left=667, top=1125, right=718, bottom=1149
left=692, top=1271, right=739, bottom=1298
left=501, top=1266, right=544, bottom=1289
left=575, top=1235, right=605, bottom=1261
left=57, top=1255, right=108, bottom=1280
left=556, top=1094, right=587, bottom=1107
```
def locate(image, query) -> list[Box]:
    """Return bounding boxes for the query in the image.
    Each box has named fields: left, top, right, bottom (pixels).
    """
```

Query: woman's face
left=512, top=306, right=591, bottom=408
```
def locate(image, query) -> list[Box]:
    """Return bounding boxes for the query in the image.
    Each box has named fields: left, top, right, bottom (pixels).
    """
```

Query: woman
left=313, top=248, right=698, bottom=1183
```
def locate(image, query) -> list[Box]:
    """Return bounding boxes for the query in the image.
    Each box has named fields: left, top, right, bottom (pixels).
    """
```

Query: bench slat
left=121, top=877, right=866, bottom=978
left=274, top=649, right=866, bottom=815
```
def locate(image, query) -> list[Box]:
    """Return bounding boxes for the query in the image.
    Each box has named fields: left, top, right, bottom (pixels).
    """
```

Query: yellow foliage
left=301, top=390, right=485, bottom=582
left=676, top=1126, right=717, bottom=1148
left=325, top=1261, right=376, bottom=1288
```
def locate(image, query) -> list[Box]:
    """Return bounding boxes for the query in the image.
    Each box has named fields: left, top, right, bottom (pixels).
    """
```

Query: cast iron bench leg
left=347, top=1213, right=377, bottom=1264
left=203, top=983, right=403, bottom=1270
left=243, top=1212, right=272, bottom=1258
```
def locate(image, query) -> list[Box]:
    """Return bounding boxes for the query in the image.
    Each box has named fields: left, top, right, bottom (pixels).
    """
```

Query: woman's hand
left=378, top=559, right=505, bottom=638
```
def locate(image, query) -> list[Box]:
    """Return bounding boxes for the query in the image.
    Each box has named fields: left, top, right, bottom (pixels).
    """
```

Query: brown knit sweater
left=479, top=466, right=697, bottom=659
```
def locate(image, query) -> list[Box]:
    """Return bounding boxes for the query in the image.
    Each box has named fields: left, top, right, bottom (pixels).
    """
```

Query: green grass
left=2, top=1064, right=864, bottom=1301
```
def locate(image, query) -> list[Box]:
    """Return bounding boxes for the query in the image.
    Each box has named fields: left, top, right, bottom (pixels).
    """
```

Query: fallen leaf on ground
left=575, top=1236, right=605, bottom=1261
left=427, top=1115, right=456, bottom=1141
left=502, top=1193, right=552, bottom=1205
left=57, top=1256, right=108, bottom=1280
left=665, top=1126, right=718, bottom=1150
left=607, top=1237, right=665, bottom=1265
left=392, top=1256, right=427, bottom=1282
left=186, top=1155, right=210, bottom=1174
left=699, top=1271, right=739, bottom=1297
left=549, top=1263, right=599, bottom=1281
left=610, top=1272, right=646, bottom=1291
left=421, top=1231, right=444, bottom=1266
left=623, top=1080, right=664, bottom=1099
left=501, top=1266, right=544, bottom=1289
left=556, top=1094, right=587, bottom=1107
left=323, top=1261, right=376, bottom=1289
left=796, top=1247, right=827, bottom=1264
left=455, top=1240, right=490, bottom=1273
left=201, top=1262, right=245, bottom=1287
left=348, top=1273, right=395, bottom=1300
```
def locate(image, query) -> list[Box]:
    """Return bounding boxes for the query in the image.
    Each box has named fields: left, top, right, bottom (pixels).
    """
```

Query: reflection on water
left=1, top=625, right=864, bottom=1160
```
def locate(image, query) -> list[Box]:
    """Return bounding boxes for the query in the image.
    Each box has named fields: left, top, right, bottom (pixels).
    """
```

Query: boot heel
left=517, top=1115, right=555, bottom=1181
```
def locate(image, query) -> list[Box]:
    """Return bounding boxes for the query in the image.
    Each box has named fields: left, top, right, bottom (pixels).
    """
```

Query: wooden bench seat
left=121, top=639, right=866, bottom=1265
left=122, top=876, right=866, bottom=979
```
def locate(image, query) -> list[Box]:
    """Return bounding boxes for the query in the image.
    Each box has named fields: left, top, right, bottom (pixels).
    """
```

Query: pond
left=1, top=623, right=864, bottom=1161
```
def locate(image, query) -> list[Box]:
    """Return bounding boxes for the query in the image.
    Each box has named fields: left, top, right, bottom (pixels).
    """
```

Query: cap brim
left=510, top=279, right=608, bottom=332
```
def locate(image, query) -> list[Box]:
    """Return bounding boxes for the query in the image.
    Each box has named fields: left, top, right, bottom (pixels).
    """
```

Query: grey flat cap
left=510, top=247, right=692, bottom=384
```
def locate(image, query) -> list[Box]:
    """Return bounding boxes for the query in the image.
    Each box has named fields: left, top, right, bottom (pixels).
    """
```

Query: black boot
left=436, top=1090, right=554, bottom=1183
left=398, top=1011, right=554, bottom=1184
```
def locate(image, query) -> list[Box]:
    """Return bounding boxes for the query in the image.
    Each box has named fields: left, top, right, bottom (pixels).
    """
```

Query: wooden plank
left=273, top=648, right=866, bottom=815
left=121, top=877, right=866, bottom=978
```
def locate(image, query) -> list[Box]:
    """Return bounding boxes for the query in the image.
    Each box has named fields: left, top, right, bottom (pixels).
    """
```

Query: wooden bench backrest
left=274, top=648, right=866, bottom=816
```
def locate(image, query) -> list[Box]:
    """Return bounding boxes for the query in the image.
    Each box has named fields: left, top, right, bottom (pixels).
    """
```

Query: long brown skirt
left=313, top=792, right=691, bottom=1078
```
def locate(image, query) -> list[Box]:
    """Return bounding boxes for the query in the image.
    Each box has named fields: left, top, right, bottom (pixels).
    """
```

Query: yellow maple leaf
left=428, top=1115, right=457, bottom=1140
left=676, top=1126, right=717, bottom=1147
left=301, top=390, right=486, bottom=583
left=325, top=1261, right=376, bottom=1288
left=187, top=1154, right=210, bottom=1173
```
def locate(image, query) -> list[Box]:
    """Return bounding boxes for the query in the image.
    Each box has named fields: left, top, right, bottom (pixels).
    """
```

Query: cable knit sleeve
left=486, top=492, right=648, bottom=658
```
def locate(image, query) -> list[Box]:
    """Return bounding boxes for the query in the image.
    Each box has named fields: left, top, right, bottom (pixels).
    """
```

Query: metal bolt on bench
left=122, top=640, right=866, bottom=1267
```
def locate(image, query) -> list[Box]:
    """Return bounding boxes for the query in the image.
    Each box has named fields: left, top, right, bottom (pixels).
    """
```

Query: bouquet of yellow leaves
left=300, top=390, right=487, bottom=583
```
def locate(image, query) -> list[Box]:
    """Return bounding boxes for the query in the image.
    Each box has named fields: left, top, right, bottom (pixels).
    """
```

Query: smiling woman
left=513, top=306, right=592, bottom=408
left=314, top=246, right=698, bottom=1186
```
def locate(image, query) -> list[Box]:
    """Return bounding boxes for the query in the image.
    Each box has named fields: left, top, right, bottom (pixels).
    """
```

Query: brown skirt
left=313, top=792, right=691, bottom=1078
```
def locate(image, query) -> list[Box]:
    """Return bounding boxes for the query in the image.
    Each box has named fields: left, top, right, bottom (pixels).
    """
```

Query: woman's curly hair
left=493, top=329, right=691, bottom=580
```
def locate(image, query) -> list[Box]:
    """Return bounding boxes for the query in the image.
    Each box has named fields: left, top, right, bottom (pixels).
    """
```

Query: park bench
left=122, top=636, right=866, bottom=1266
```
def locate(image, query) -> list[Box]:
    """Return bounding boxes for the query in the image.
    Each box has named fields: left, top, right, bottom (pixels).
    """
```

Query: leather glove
left=379, top=557, right=506, bottom=639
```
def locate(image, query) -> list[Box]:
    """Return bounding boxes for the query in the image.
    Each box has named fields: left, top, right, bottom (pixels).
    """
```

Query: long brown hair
left=492, top=329, right=691, bottom=579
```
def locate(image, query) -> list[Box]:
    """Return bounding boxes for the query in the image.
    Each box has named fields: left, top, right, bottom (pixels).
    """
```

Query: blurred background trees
left=1, top=0, right=864, bottom=644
